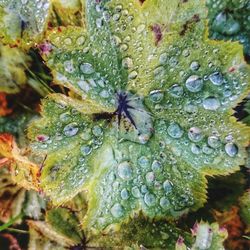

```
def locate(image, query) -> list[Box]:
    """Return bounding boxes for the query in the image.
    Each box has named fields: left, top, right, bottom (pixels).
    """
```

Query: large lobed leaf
left=28, top=0, right=250, bottom=233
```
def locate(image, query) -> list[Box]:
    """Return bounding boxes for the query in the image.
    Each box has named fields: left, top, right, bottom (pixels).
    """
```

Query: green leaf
left=0, top=0, right=51, bottom=48
left=207, top=0, right=250, bottom=61
left=29, top=0, right=250, bottom=233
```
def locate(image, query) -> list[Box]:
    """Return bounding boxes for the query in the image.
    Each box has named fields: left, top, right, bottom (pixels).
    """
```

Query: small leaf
left=0, top=133, right=39, bottom=190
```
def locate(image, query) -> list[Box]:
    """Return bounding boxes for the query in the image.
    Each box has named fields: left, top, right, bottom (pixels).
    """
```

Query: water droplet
left=144, top=193, right=156, bottom=206
left=100, top=90, right=110, bottom=98
left=208, top=136, right=221, bottom=148
left=117, top=161, right=132, bottom=180
left=137, top=24, right=146, bottom=33
left=190, top=61, right=200, bottom=71
left=146, top=172, right=155, bottom=183
left=78, top=80, right=90, bottom=92
left=225, top=143, right=238, bottom=157
left=64, top=38, right=72, bottom=45
left=76, top=36, right=85, bottom=46
left=160, top=197, right=170, bottom=209
left=64, top=60, right=75, bottom=73
left=163, top=180, right=173, bottom=193
left=203, top=97, right=220, bottom=110
left=202, top=145, right=213, bottom=155
left=111, top=203, right=124, bottom=218
left=209, top=72, right=223, bottom=86
left=185, top=75, right=203, bottom=92
left=122, top=57, right=133, bottom=69
left=80, top=63, right=95, bottom=74
left=167, top=123, right=184, bottom=139
left=63, top=122, right=79, bottom=137
left=149, top=90, right=164, bottom=103
left=154, top=66, right=165, bottom=79
left=191, top=144, right=201, bottom=154
left=152, top=160, right=162, bottom=171
left=132, top=186, right=141, bottom=198
left=80, top=145, right=92, bottom=156
left=120, top=188, right=129, bottom=200
left=159, top=52, right=168, bottom=64
left=113, top=13, right=121, bottom=21
left=60, top=112, right=71, bottom=123
left=138, top=156, right=150, bottom=168
left=169, top=84, right=183, bottom=98
left=92, top=125, right=103, bottom=137
left=128, top=71, right=138, bottom=79
left=188, top=127, right=203, bottom=142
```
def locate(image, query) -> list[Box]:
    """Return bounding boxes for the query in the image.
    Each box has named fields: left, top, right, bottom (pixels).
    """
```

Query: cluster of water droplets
left=92, top=141, right=198, bottom=228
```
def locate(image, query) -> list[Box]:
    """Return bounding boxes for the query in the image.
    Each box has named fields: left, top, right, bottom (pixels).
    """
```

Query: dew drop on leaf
left=188, top=127, right=203, bottom=142
left=110, top=203, right=124, bottom=218
left=203, top=97, right=220, bottom=110
left=163, top=180, right=173, bottom=193
left=63, top=122, right=79, bottom=137
left=149, top=90, right=164, bottom=103
left=167, top=123, right=184, bottom=139
left=117, top=161, right=132, bottom=180
left=185, top=75, right=203, bottom=92
left=120, top=188, right=129, bottom=200
left=225, top=143, right=238, bottom=157
left=144, top=193, right=156, bottom=206
left=80, top=63, right=95, bottom=74
left=209, top=72, right=223, bottom=86
left=207, top=136, right=221, bottom=148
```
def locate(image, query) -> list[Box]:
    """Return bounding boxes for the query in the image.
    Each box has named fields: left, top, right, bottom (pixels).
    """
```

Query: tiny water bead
left=146, top=171, right=155, bottom=183
left=209, top=72, right=223, bottom=86
left=80, top=63, right=95, bottom=74
left=225, top=143, right=238, bottom=157
left=151, top=160, right=162, bottom=171
left=160, top=197, right=170, bottom=209
left=77, top=80, right=90, bottom=92
left=120, top=188, right=129, bottom=200
left=163, top=180, right=173, bottom=193
left=167, top=123, right=184, bottom=139
left=144, top=193, right=156, bottom=206
left=110, top=203, right=124, bottom=218
left=207, top=136, right=221, bottom=148
left=203, top=97, right=220, bottom=110
left=185, top=75, right=203, bottom=92
left=190, top=61, right=200, bottom=71
left=63, top=122, right=79, bottom=137
left=132, top=186, right=141, bottom=198
left=188, top=127, right=203, bottom=142
left=122, top=57, right=133, bottom=69
left=117, top=161, right=132, bottom=180
left=138, top=156, right=150, bottom=168
left=92, top=125, right=103, bottom=136
left=80, top=145, right=92, bottom=156
left=169, top=84, right=183, bottom=98
left=149, top=90, right=164, bottom=103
